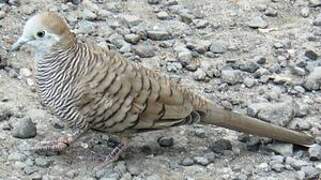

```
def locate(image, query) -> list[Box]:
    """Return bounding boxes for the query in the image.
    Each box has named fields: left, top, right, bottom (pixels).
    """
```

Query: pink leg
left=31, top=129, right=85, bottom=153
left=97, top=137, right=128, bottom=167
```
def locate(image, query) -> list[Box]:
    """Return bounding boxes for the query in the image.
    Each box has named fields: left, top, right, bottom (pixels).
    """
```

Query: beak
left=11, top=36, right=31, bottom=51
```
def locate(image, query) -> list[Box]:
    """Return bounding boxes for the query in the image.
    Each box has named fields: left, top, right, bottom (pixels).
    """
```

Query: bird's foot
left=97, top=138, right=128, bottom=168
left=31, top=136, right=74, bottom=153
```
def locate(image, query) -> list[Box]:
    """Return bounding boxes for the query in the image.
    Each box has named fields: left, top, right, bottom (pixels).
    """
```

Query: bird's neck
left=35, top=38, right=83, bottom=108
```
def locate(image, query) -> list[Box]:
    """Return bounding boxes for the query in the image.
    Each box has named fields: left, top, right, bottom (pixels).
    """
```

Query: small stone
left=148, top=0, right=160, bottom=4
left=194, top=19, right=209, bottom=29
left=285, top=157, right=309, bottom=170
left=186, top=40, right=211, bottom=54
left=209, top=41, right=227, bottom=54
left=133, top=44, right=156, bottom=58
left=147, top=30, right=171, bottom=41
left=181, top=157, right=194, bottom=166
left=289, top=65, right=306, bottom=76
left=35, top=157, right=51, bottom=167
left=193, top=69, right=207, bottom=81
left=288, top=118, right=311, bottom=131
left=0, top=11, right=5, bottom=19
left=24, top=166, right=38, bottom=175
left=273, top=42, right=284, bottom=49
left=194, top=128, right=206, bottom=138
left=244, top=77, right=256, bottom=88
left=179, top=12, right=194, bottom=24
left=255, top=102, right=294, bottom=127
left=20, top=68, right=32, bottom=77
left=310, top=0, right=321, bottom=7
left=124, top=34, right=140, bottom=44
left=221, top=69, right=243, bottom=85
left=157, top=11, right=170, bottom=20
left=146, top=175, right=161, bottom=180
left=239, top=61, right=259, bottom=73
left=266, top=143, right=293, bottom=156
left=305, top=50, right=318, bottom=60
left=301, top=166, right=320, bottom=179
left=304, top=66, right=321, bottom=90
left=247, top=16, right=268, bottom=29
left=210, top=139, right=232, bottom=154
left=30, top=173, right=42, bottom=180
left=254, top=56, right=266, bottom=64
left=193, top=156, right=210, bottom=166
left=82, top=9, right=97, bottom=20
left=122, top=15, right=142, bottom=27
left=264, top=7, right=278, bottom=17
left=157, top=136, right=174, bottom=147
left=8, top=152, right=27, bottom=161
left=313, top=14, right=321, bottom=26
left=12, top=117, right=37, bottom=139
left=270, top=163, right=284, bottom=172
left=309, top=144, right=321, bottom=161
left=175, top=45, right=193, bottom=64
left=300, top=7, right=310, bottom=17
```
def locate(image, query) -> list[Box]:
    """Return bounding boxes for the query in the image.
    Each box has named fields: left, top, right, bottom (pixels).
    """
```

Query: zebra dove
left=11, top=12, right=314, bottom=163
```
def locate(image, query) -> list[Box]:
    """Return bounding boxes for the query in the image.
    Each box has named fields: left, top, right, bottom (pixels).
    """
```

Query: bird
left=11, top=12, right=314, bottom=163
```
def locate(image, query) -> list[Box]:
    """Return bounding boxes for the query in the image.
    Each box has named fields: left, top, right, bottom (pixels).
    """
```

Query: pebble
left=254, top=102, right=293, bottom=127
left=209, top=41, right=227, bottom=54
left=82, top=9, right=97, bottom=20
left=193, top=156, right=210, bottom=166
left=300, top=7, right=310, bottom=17
left=157, top=11, right=170, bottom=20
left=244, top=77, right=256, bottom=88
left=179, top=12, right=194, bottom=24
left=239, top=61, right=259, bottom=73
left=210, top=139, right=232, bottom=154
left=181, top=157, right=194, bottom=166
left=194, top=128, right=206, bottom=138
left=186, top=40, right=211, bottom=54
left=303, top=66, right=321, bottom=90
left=309, top=0, right=321, bottom=7
left=308, top=144, right=321, bottom=161
left=193, top=69, right=207, bottom=81
left=305, top=49, right=318, bottom=60
left=301, top=166, right=320, bottom=179
left=194, top=19, right=209, bottom=29
left=157, top=136, right=174, bottom=147
left=8, top=152, right=27, bottom=161
left=24, top=166, right=38, bottom=175
left=133, top=43, right=156, bottom=58
left=148, top=0, right=160, bottom=5
left=35, top=157, right=51, bottom=168
left=313, top=14, right=321, bottom=26
left=12, top=117, right=37, bottom=139
left=285, top=157, right=309, bottom=170
left=122, top=14, right=143, bottom=27
left=221, top=69, right=243, bottom=85
left=247, top=16, right=268, bottom=29
left=264, top=7, right=278, bottom=17
left=146, top=175, right=161, bottom=180
left=266, top=143, right=293, bottom=156
left=174, top=45, right=193, bottom=64
left=124, top=33, right=140, bottom=44
left=147, top=30, right=171, bottom=41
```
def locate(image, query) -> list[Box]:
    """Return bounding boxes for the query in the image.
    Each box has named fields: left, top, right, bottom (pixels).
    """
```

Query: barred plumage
left=11, top=12, right=314, bottom=159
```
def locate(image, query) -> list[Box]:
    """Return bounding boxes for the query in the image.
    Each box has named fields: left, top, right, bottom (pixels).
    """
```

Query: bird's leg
left=99, top=137, right=128, bottom=166
left=32, top=129, right=86, bottom=152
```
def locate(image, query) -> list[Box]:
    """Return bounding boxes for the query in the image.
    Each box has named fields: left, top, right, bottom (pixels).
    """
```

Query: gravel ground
left=1, top=0, right=321, bottom=179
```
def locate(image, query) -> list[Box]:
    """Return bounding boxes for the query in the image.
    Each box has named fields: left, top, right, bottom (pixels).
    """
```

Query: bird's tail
left=194, top=98, right=314, bottom=147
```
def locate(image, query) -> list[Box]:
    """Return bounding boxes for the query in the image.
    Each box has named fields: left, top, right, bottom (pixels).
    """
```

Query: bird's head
left=11, top=12, right=75, bottom=55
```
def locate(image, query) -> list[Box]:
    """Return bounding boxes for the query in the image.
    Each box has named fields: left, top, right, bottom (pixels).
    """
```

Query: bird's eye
left=36, top=31, right=46, bottom=38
